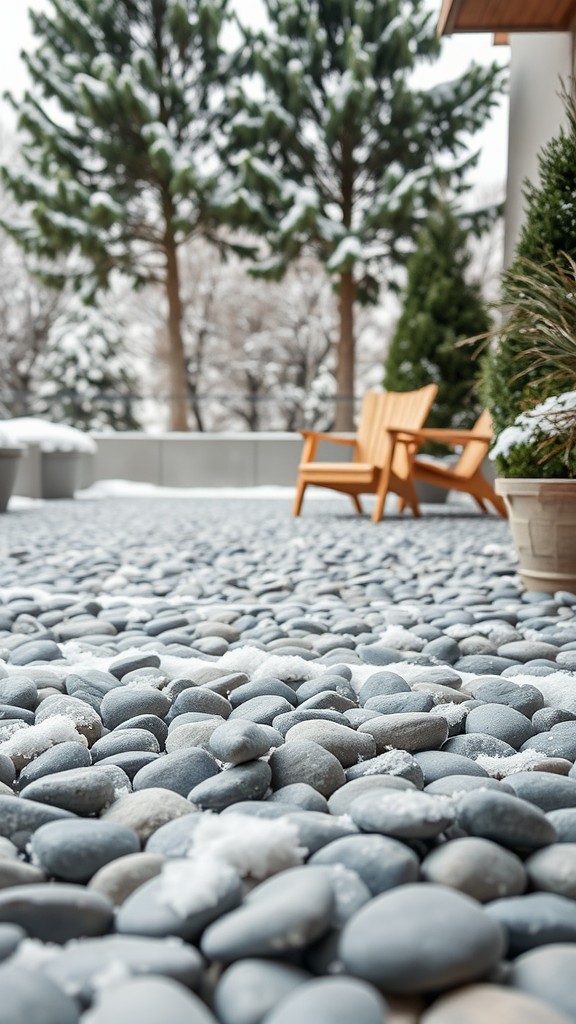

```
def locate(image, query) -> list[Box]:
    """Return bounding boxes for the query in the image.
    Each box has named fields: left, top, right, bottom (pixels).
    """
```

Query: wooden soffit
left=438, top=0, right=576, bottom=35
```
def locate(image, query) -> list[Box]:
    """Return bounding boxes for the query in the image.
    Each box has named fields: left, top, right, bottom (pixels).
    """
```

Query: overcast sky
left=0, top=0, right=509, bottom=194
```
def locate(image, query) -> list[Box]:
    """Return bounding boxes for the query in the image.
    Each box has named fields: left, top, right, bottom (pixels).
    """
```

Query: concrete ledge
left=89, top=432, right=354, bottom=488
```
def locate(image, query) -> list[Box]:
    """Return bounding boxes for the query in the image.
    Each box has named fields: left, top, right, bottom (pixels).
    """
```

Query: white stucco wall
left=505, top=32, right=574, bottom=265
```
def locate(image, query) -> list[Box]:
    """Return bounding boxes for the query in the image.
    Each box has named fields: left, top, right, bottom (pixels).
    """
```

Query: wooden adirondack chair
left=398, top=409, right=507, bottom=517
left=292, top=384, right=438, bottom=523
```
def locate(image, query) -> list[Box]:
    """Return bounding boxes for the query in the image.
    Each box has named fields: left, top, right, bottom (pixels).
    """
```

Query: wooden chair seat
left=292, top=385, right=438, bottom=522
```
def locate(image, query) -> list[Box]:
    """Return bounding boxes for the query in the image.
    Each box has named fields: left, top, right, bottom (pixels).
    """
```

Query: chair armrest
left=398, top=427, right=492, bottom=445
left=298, top=431, right=356, bottom=446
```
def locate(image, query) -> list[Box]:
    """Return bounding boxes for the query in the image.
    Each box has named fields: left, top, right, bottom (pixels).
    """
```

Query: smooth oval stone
left=20, top=766, right=116, bottom=815
left=102, top=788, right=194, bottom=842
left=350, top=789, right=453, bottom=840
left=522, top=725, right=576, bottom=762
left=443, top=733, right=517, bottom=759
left=284, top=721, right=375, bottom=769
left=18, top=741, right=91, bottom=789
left=413, top=751, right=489, bottom=784
left=201, top=866, right=334, bottom=960
left=100, top=688, right=170, bottom=730
left=229, top=696, right=294, bottom=726
left=213, top=959, right=311, bottom=1024
left=340, top=883, right=506, bottom=994
left=421, top=837, right=527, bottom=901
left=364, top=692, right=434, bottom=715
left=65, top=668, right=122, bottom=702
left=82, top=977, right=217, bottom=1024
left=0, top=677, right=37, bottom=711
left=0, top=883, right=113, bottom=942
left=358, top=672, right=410, bottom=705
left=532, top=708, right=576, bottom=732
left=296, top=675, right=356, bottom=704
left=298, top=691, right=357, bottom=714
left=263, top=977, right=388, bottom=1024
left=310, top=833, right=419, bottom=895
left=0, top=859, right=46, bottom=888
left=89, top=851, right=165, bottom=906
left=272, top=709, right=350, bottom=738
left=456, top=789, right=557, bottom=849
left=0, top=754, right=15, bottom=788
left=145, top=815, right=203, bottom=858
left=507, top=944, right=576, bottom=1021
left=525, top=844, right=576, bottom=899
left=328, top=776, right=416, bottom=817
left=108, top=652, right=162, bottom=678
left=133, top=748, right=220, bottom=797
left=116, top=858, right=243, bottom=940
left=166, top=721, right=221, bottom=753
left=35, top=694, right=102, bottom=745
left=455, top=656, right=517, bottom=674
left=118, top=714, right=169, bottom=747
left=268, top=784, right=328, bottom=812
left=90, top=728, right=161, bottom=761
left=344, top=709, right=382, bottom=728
left=96, top=751, right=161, bottom=781
left=282, top=810, right=357, bottom=855
left=269, top=741, right=346, bottom=797
left=209, top=720, right=273, bottom=765
left=44, top=935, right=203, bottom=1004
left=345, top=749, right=424, bottom=787
left=421, top=983, right=571, bottom=1024
left=0, top=965, right=79, bottom=1024
left=485, top=892, right=576, bottom=956
left=230, top=679, right=299, bottom=709
left=546, top=808, right=576, bottom=842
left=425, top=776, right=514, bottom=797
left=358, top=713, right=448, bottom=754
left=0, top=795, right=76, bottom=850
left=188, top=760, right=271, bottom=811
left=471, top=678, right=544, bottom=717
left=498, top=640, right=560, bottom=662
left=505, top=772, right=576, bottom=811
left=465, top=702, right=535, bottom=749
left=169, top=688, right=232, bottom=722
left=0, top=923, right=25, bottom=961
left=30, top=819, right=140, bottom=882
left=9, top=640, right=63, bottom=665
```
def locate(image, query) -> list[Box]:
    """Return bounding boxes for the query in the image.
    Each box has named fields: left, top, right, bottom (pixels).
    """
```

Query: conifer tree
left=33, top=303, right=142, bottom=430
left=384, top=202, right=489, bottom=438
left=220, top=0, right=503, bottom=428
left=1, top=0, right=231, bottom=430
left=483, top=90, right=576, bottom=433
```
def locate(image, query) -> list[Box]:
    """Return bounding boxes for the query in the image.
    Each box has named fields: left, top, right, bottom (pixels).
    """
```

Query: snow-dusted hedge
left=490, top=391, right=576, bottom=478
left=0, top=417, right=96, bottom=454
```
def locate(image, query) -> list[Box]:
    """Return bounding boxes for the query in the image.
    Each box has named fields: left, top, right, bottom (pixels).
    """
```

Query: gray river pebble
left=1, top=499, right=576, bottom=1020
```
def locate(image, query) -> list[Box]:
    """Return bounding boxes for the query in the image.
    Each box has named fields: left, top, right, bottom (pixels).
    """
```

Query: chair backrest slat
left=454, top=409, right=493, bottom=479
left=355, top=385, right=438, bottom=468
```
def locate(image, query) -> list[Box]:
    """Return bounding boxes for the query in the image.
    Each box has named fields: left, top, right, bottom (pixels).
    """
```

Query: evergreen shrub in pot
left=485, top=254, right=576, bottom=593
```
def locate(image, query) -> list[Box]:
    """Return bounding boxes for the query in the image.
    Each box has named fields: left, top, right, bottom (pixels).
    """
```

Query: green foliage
left=219, top=0, right=504, bottom=298
left=482, top=89, right=576, bottom=437
left=0, top=0, right=230, bottom=297
left=384, top=203, right=490, bottom=441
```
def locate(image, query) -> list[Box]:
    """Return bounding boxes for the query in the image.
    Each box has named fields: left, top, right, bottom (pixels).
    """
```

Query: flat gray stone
left=188, top=760, right=271, bottom=811
left=421, top=836, right=527, bottom=901
left=133, top=748, right=220, bottom=797
left=88, top=851, right=165, bottom=905
left=213, top=959, right=310, bottom=1024
left=358, top=713, right=448, bottom=754
left=485, top=892, right=576, bottom=956
left=456, top=789, right=557, bottom=850
left=82, top=977, right=217, bottom=1024
left=269, top=740, right=346, bottom=797
left=310, top=833, right=419, bottom=895
left=0, top=966, right=79, bottom=1024
left=525, top=844, right=576, bottom=899
left=0, top=795, right=76, bottom=851
left=209, top=720, right=273, bottom=764
left=20, top=766, right=116, bottom=815
left=507, top=944, right=576, bottom=1022
left=102, top=788, right=194, bottom=842
left=350, top=789, right=454, bottom=840
left=263, top=977, right=388, bottom=1024
left=0, top=883, right=113, bottom=943
left=340, top=883, right=506, bottom=994
left=30, top=818, right=140, bottom=883
left=284, top=720, right=375, bottom=768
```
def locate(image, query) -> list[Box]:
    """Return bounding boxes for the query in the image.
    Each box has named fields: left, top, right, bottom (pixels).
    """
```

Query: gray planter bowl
left=0, top=447, right=25, bottom=512
left=41, top=450, right=83, bottom=499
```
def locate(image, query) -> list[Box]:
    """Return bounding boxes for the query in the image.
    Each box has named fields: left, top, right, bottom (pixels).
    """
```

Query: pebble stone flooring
left=0, top=497, right=575, bottom=1023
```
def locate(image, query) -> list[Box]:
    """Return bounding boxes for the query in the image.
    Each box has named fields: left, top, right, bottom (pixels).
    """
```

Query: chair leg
left=398, top=497, right=407, bottom=514
left=474, top=495, right=488, bottom=512
left=350, top=495, right=363, bottom=515
left=292, top=479, right=307, bottom=517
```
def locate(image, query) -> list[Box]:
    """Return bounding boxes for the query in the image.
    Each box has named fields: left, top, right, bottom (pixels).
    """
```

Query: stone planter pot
left=0, top=447, right=25, bottom=512
left=41, top=450, right=83, bottom=499
left=496, top=477, right=576, bottom=593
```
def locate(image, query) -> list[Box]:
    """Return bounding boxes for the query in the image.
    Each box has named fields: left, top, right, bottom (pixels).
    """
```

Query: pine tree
left=218, top=0, right=503, bottom=428
left=33, top=303, right=142, bottom=430
left=483, top=90, right=576, bottom=434
left=1, top=0, right=231, bottom=431
left=384, top=202, right=490, bottom=442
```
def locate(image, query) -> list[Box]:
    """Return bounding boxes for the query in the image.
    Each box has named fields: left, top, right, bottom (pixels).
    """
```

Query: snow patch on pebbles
left=158, top=857, right=240, bottom=917
left=510, top=672, right=576, bottom=714
left=476, top=749, right=550, bottom=778
left=0, top=715, right=88, bottom=763
left=188, top=813, right=306, bottom=879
